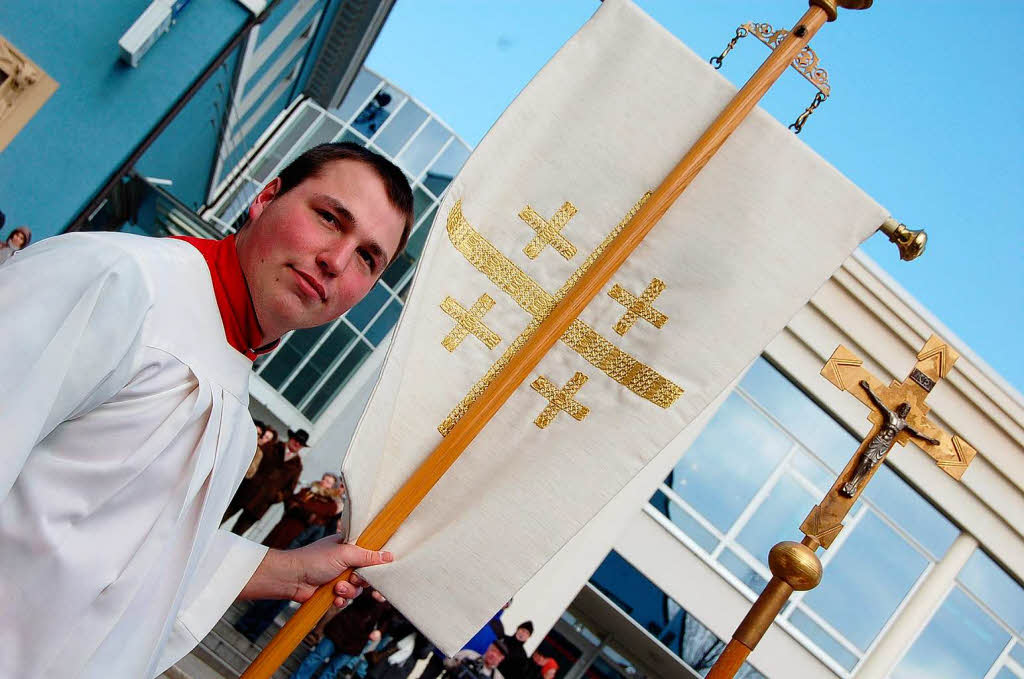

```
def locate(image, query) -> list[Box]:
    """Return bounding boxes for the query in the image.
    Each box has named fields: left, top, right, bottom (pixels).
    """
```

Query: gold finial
left=879, top=217, right=927, bottom=261
left=810, top=0, right=872, bottom=22
left=768, top=541, right=822, bottom=590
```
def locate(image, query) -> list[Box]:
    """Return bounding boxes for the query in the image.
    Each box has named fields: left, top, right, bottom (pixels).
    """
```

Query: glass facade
left=208, top=68, right=471, bottom=421
left=647, top=357, right=960, bottom=676
left=894, top=548, right=1024, bottom=678
left=591, top=551, right=763, bottom=678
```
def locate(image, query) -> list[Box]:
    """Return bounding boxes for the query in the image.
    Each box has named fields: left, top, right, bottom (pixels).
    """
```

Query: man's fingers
left=334, top=580, right=363, bottom=600
left=348, top=572, right=369, bottom=588
left=338, top=544, right=394, bottom=568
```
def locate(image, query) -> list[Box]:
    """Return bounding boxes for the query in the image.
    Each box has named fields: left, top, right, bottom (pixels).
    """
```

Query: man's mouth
left=290, top=266, right=326, bottom=302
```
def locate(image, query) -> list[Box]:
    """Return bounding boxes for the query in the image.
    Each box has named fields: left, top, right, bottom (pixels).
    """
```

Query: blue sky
left=366, top=0, right=1023, bottom=394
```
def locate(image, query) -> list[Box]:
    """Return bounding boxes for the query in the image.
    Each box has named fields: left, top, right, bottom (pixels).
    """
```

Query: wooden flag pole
left=241, top=2, right=860, bottom=676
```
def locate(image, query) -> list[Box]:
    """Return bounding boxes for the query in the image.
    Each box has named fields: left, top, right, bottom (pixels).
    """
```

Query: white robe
left=0, top=232, right=269, bottom=678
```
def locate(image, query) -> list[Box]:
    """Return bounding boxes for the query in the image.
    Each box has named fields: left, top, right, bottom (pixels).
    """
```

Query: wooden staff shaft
left=241, top=5, right=830, bottom=677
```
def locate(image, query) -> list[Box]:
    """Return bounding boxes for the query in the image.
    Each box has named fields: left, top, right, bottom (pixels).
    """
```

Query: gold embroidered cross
left=530, top=371, right=590, bottom=429
left=441, top=294, right=501, bottom=352
left=608, top=278, right=668, bottom=336
left=519, top=202, right=578, bottom=260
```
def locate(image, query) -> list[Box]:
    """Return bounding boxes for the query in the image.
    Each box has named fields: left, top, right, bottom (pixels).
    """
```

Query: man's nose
left=316, top=239, right=356, bottom=279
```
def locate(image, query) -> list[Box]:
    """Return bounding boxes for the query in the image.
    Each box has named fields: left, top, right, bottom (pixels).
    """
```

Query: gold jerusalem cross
left=441, top=294, right=501, bottom=352
left=608, top=278, right=668, bottom=336
left=530, top=371, right=590, bottom=429
left=519, top=202, right=578, bottom=260
left=801, top=334, right=978, bottom=549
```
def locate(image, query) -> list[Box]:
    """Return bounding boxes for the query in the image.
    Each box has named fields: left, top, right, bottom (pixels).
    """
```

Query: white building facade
left=208, top=69, right=1024, bottom=679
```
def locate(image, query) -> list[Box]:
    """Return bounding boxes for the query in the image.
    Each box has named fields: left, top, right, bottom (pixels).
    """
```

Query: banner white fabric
left=344, top=0, right=886, bottom=654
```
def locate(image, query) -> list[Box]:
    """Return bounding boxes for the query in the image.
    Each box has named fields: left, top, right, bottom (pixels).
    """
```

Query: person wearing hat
left=0, top=225, right=31, bottom=265
left=0, top=143, right=410, bottom=677
left=445, top=639, right=509, bottom=679
left=224, top=427, right=310, bottom=536
left=497, top=621, right=533, bottom=679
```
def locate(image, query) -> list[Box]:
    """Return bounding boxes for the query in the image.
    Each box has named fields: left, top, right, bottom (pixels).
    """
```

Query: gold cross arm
left=519, top=202, right=578, bottom=260
left=801, top=334, right=978, bottom=549
left=441, top=294, right=501, bottom=352
left=609, top=278, right=668, bottom=336
left=531, top=371, right=590, bottom=429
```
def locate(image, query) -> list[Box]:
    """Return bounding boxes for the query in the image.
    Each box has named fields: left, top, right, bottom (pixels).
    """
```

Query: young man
left=497, top=621, right=533, bottom=679
left=446, top=639, right=509, bottom=679
left=0, top=143, right=413, bottom=677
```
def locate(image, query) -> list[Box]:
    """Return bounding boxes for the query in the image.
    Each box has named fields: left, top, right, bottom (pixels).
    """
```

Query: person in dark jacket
left=496, top=621, right=533, bottom=679
left=262, top=473, right=341, bottom=549
left=223, top=428, right=308, bottom=535
left=290, top=588, right=392, bottom=679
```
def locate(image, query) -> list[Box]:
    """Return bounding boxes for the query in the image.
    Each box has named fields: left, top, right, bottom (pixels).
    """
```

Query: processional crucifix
left=242, top=1, right=939, bottom=676
left=707, top=336, right=978, bottom=677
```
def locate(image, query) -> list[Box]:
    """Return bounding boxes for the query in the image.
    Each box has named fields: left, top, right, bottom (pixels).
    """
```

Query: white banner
left=343, top=0, right=885, bottom=654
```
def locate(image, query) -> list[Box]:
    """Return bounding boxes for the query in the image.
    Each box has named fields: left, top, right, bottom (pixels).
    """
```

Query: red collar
left=172, top=234, right=279, bottom=361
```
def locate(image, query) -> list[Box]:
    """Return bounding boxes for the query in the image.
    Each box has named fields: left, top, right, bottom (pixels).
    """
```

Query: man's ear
left=249, top=177, right=283, bottom=222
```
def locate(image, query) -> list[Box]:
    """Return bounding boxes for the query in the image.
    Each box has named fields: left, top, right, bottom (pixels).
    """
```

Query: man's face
left=259, top=429, right=274, bottom=445
left=515, top=627, right=532, bottom=643
left=321, top=474, right=336, bottom=489
left=482, top=645, right=505, bottom=669
left=237, top=160, right=406, bottom=342
left=8, top=231, right=25, bottom=249
left=287, top=438, right=304, bottom=454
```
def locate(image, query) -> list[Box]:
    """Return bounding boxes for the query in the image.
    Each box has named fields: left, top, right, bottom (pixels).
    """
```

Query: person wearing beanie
left=497, top=621, right=534, bottom=679
left=0, top=225, right=31, bottom=265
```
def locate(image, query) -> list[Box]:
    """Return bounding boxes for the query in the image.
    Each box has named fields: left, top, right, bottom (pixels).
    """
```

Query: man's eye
left=359, top=250, right=375, bottom=270
left=317, top=209, right=336, bottom=225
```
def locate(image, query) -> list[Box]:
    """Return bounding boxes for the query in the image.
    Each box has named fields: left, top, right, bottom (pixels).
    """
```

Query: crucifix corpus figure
left=840, top=379, right=940, bottom=497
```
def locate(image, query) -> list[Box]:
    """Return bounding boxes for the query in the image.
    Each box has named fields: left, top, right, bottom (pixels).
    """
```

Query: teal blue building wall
left=0, top=0, right=248, bottom=240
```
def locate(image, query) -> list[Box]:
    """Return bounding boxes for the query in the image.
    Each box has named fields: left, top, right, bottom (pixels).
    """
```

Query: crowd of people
left=280, top=589, right=559, bottom=679
left=224, top=422, right=561, bottom=679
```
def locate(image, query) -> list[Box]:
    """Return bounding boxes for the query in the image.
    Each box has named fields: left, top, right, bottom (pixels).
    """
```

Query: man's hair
left=277, top=142, right=415, bottom=263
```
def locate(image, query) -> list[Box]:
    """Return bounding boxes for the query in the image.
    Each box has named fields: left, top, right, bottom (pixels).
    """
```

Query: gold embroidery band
left=439, top=198, right=683, bottom=434
left=608, top=278, right=668, bottom=336
left=519, top=202, right=578, bottom=261
left=531, top=372, right=590, bottom=429
left=563, top=320, right=682, bottom=408
left=440, top=294, right=501, bottom=352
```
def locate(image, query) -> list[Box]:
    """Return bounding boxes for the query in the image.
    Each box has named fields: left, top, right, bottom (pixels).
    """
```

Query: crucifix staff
left=242, top=1, right=883, bottom=676
left=707, top=335, right=978, bottom=678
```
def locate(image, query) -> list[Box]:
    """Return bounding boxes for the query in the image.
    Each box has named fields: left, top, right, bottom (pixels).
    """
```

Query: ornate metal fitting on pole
left=709, top=20, right=831, bottom=133
left=878, top=217, right=928, bottom=261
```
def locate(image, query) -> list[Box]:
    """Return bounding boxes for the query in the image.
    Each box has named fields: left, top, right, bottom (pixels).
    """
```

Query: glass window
left=736, top=473, right=815, bottom=562
left=787, top=609, right=858, bottom=671
left=373, top=101, right=428, bottom=157
left=346, top=283, right=390, bottom=331
left=801, top=510, right=927, bottom=651
left=861, top=465, right=957, bottom=559
left=352, top=85, right=404, bottom=139
left=257, top=325, right=328, bottom=386
left=251, top=105, right=321, bottom=182
left=333, top=69, right=382, bottom=124
left=666, top=393, right=791, bottom=533
left=365, top=299, right=403, bottom=345
left=396, top=120, right=450, bottom=179
left=739, top=358, right=857, bottom=473
left=893, top=587, right=1009, bottom=678
left=645, top=357, right=959, bottom=672
left=590, top=552, right=763, bottom=678
left=302, top=341, right=372, bottom=419
left=958, top=550, right=1024, bottom=633
left=301, top=115, right=343, bottom=148
left=423, top=142, right=470, bottom=197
